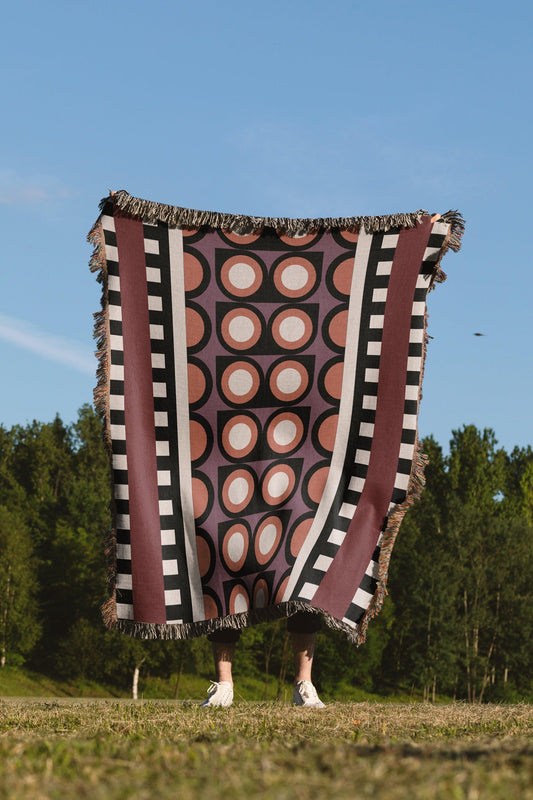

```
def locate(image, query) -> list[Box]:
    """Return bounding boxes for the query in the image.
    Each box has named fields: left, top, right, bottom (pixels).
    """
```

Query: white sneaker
left=292, top=680, right=325, bottom=708
left=201, top=681, right=234, bottom=707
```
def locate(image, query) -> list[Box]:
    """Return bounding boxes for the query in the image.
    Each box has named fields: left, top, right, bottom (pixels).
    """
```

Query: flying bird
left=473, top=333, right=486, bottom=336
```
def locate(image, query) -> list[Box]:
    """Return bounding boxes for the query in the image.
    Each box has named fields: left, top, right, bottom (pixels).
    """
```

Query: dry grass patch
left=0, top=700, right=532, bottom=799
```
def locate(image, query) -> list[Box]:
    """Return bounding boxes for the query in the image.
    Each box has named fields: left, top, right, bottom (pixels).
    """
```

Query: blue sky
left=1, top=0, right=531, bottom=454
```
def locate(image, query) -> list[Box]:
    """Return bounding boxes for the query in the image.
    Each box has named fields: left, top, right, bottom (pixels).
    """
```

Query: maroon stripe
left=114, top=213, right=166, bottom=623
left=311, top=218, right=432, bottom=619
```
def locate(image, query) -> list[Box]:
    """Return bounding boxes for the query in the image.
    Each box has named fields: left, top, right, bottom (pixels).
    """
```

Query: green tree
left=0, top=506, right=41, bottom=666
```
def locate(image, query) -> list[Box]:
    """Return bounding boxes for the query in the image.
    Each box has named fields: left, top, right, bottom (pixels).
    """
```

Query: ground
left=0, top=700, right=532, bottom=799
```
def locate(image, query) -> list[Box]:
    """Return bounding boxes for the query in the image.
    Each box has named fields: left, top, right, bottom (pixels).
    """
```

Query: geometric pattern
left=92, top=196, right=455, bottom=641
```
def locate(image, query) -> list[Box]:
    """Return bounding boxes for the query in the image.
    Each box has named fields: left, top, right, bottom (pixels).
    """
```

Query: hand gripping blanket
left=89, top=190, right=463, bottom=643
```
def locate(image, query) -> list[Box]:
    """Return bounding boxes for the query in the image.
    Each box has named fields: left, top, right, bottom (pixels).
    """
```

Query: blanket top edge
left=96, top=189, right=463, bottom=247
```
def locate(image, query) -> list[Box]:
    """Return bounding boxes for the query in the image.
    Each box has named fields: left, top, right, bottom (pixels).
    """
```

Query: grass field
left=0, top=700, right=532, bottom=799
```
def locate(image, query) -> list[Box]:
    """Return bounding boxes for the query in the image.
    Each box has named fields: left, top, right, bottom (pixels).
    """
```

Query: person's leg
left=290, top=630, right=317, bottom=684
left=201, top=629, right=240, bottom=707
left=210, top=631, right=238, bottom=685
left=287, top=611, right=325, bottom=707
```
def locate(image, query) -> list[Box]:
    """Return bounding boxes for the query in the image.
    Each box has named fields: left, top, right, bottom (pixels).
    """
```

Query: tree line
left=0, top=405, right=531, bottom=701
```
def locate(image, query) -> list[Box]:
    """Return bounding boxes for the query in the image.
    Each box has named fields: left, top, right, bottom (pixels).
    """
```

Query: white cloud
left=0, top=313, right=94, bottom=375
left=0, top=170, right=71, bottom=205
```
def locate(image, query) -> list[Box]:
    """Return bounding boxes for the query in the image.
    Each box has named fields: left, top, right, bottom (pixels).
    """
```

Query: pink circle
left=220, top=254, right=263, bottom=297
left=222, top=468, right=255, bottom=514
left=261, top=464, right=296, bottom=506
left=221, top=307, right=262, bottom=350
left=328, top=309, right=349, bottom=348
left=222, top=523, right=249, bottom=572
left=183, top=252, right=204, bottom=292
left=278, top=232, right=318, bottom=247
left=271, top=308, right=313, bottom=350
left=222, top=229, right=261, bottom=245
left=290, top=516, right=313, bottom=558
left=269, top=360, right=309, bottom=402
left=306, top=466, right=329, bottom=505
left=229, top=584, right=250, bottom=615
left=332, top=257, right=355, bottom=296
left=221, top=361, right=261, bottom=404
left=273, top=257, right=317, bottom=298
left=266, top=412, right=304, bottom=454
left=186, top=306, right=205, bottom=348
left=254, top=515, right=283, bottom=564
left=318, top=413, right=339, bottom=452
left=222, top=414, right=259, bottom=459
left=324, top=361, right=344, bottom=400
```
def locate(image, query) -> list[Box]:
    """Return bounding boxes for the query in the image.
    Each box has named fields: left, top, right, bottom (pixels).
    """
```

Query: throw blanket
left=89, top=190, right=463, bottom=643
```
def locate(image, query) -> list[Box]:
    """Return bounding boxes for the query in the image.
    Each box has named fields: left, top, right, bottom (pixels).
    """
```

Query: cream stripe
left=282, top=230, right=373, bottom=601
left=168, top=228, right=204, bottom=622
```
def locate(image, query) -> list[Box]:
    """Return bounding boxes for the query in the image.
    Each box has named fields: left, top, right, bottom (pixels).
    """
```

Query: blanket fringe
left=103, top=189, right=432, bottom=237
left=106, top=600, right=368, bottom=644
left=87, top=219, right=118, bottom=622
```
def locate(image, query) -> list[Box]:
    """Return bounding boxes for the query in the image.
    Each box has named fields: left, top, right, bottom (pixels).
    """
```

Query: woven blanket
left=89, top=190, right=463, bottom=643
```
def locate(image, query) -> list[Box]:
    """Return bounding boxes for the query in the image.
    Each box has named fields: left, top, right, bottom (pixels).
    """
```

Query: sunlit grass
left=0, top=700, right=532, bottom=799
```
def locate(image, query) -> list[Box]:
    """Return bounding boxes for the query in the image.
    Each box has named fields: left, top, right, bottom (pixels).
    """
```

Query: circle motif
left=261, top=464, right=296, bottom=506
left=221, top=361, right=261, bottom=404
left=340, top=228, right=359, bottom=243
left=221, top=229, right=261, bottom=245
left=328, top=309, right=349, bottom=348
left=278, top=232, right=318, bottom=247
left=305, top=465, right=330, bottom=506
left=192, top=476, right=210, bottom=519
left=186, top=306, right=206, bottom=349
left=188, top=362, right=210, bottom=406
left=269, top=360, right=309, bottom=402
left=254, top=515, right=283, bottom=564
left=317, top=412, right=339, bottom=452
left=220, top=254, right=263, bottom=297
left=189, top=418, right=208, bottom=462
left=253, top=578, right=269, bottom=608
left=222, top=414, right=259, bottom=459
left=203, top=593, right=219, bottom=620
left=196, top=534, right=212, bottom=577
left=323, top=360, right=344, bottom=400
left=222, top=468, right=255, bottom=513
left=332, top=257, right=354, bottom=296
left=221, top=307, right=263, bottom=350
left=289, top=515, right=314, bottom=558
left=271, top=308, right=313, bottom=350
left=266, top=411, right=304, bottom=454
left=229, top=584, right=250, bottom=615
left=183, top=252, right=204, bottom=292
left=273, top=257, right=317, bottom=298
left=222, top=523, right=249, bottom=572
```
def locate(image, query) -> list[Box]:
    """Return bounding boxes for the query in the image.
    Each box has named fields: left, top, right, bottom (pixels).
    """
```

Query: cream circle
left=267, top=471, right=290, bottom=499
left=228, top=476, right=250, bottom=506
left=228, top=315, right=255, bottom=343
left=273, top=419, right=297, bottom=447
left=276, top=367, right=302, bottom=395
left=228, top=262, right=256, bottom=289
left=278, top=315, right=306, bottom=342
left=228, top=422, right=253, bottom=451
left=227, top=531, right=245, bottom=563
left=234, top=591, right=249, bottom=613
left=259, top=522, right=279, bottom=554
left=228, top=368, right=254, bottom=396
left=281, top=263, right=308, bottom=291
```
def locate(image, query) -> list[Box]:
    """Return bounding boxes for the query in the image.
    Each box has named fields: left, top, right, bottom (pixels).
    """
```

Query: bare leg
left=290, top=631, right=317, bottom=684
left=212, top=640, right=236, bottom=685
